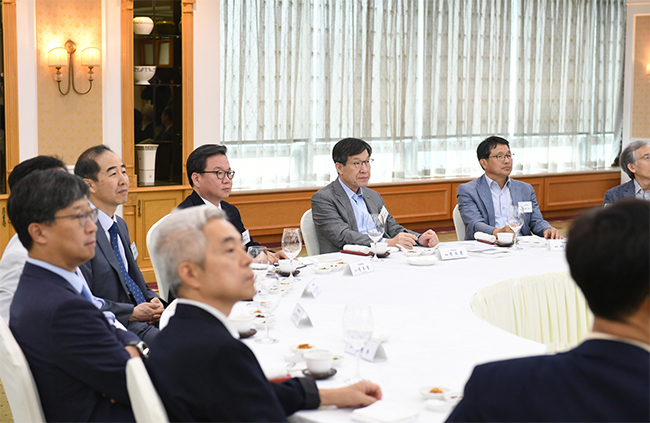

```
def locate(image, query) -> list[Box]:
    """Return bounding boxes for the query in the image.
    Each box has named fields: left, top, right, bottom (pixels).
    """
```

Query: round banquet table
left=233, top=239, right=571, bottom=422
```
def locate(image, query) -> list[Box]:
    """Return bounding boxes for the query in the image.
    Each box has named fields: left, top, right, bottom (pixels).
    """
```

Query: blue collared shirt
left=338, top=179, right=374, bottom=234
left=633, top=179, right=650, bottom=201
left=484, top=174, right=513, bottom=229
left=94, top=205, right=128, bottom=273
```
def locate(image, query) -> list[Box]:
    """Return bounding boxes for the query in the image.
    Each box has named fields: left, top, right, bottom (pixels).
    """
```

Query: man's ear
left=178, top=261, right=202, bottom=290
left=479, top=158, right=487, bottom=171
left=191, top=172, right=201, bottom=188
left=27, top=222, right=48, bottom=247
left=335, top=162, right=344, bottom=175
left=627, top=162, right=637, bottom=176
left=83, top=178, right=95, bottom=194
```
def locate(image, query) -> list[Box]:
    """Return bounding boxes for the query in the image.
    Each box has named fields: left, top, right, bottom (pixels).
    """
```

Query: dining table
left=233, top=237, right=571, bottom=423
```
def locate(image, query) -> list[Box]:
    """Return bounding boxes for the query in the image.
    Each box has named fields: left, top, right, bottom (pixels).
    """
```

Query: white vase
left=133, top=17, right=154, bottom=35
left=134, top=66, right=156, bottom=85
left=136, top=144, right=158, bottom=185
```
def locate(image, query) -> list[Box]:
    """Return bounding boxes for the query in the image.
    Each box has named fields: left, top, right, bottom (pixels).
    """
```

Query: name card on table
left=438, top=246, right=468, bottom=261
left=301, top=278, right=321, bottom=298
left=349, top=261, right=374, bottom=276
left=290, top=303, right=313, bottom=327
left=345, top=340, right=387, bottom=362
left=547, top=239, right=566, bottom=252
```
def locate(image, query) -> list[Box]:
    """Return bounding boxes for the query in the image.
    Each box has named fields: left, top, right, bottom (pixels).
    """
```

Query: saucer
left=419, top=386, right=449, bottom=400
left=374, top=251, right=390, bottom=259
left=302, top=368, right=337, bottom=380
left=277, top=269, right=300, bottom=277
left=495, top=241, right=514, bottom=247
left=239, top=328, right=257, bottom=339
left=405, top=256, right=439, bottom=266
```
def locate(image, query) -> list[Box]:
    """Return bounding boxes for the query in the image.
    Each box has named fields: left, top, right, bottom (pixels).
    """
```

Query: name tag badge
left=130, top=242, right=138, bottom=260
left=241, top=229, right=251, bottom=245
left=518, top=201, right=533, bottom=213
left=379, top=206, right=389, bottom=224
left=349, top=261, right=374, bottom=276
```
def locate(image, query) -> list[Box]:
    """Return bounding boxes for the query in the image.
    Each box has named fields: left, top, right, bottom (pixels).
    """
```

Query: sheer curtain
left=220, top=0, right=625, bottom=190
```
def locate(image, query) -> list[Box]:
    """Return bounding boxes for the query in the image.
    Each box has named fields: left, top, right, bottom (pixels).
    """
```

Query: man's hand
left=267, top=250, right=288, bottom=265
left=129, top=298, right=165, bottom=323
left=319, top=381, right=383, bottom=408
left=125, top=345, right=140, bottom=358
left=492, top=226, right=514, bottom=236
left=418, top=229, right=440, bottom=247
left=386, top=232, right=419, bottom=249
left=544, top=227, right=563, bottom=239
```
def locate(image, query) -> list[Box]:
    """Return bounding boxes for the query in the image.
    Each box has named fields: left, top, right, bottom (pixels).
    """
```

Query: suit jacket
left=447, top=339, right=650, bottom=422
left=457, top=175, right=551, bottom=240
left=9, top=263, right=137, bottom=422
left=177, top=191, right=261, bottom=249
left=147, top=303, right=319, bottom=422
left=311, top=179, right=418, bottom=254
left=80, top=215, right=160, bottom=344
left=603, top=179, right=635, bottom=205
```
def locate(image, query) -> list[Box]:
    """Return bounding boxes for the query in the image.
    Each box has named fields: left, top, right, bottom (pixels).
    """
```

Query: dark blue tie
left=108, top=222, right=146, bottom=304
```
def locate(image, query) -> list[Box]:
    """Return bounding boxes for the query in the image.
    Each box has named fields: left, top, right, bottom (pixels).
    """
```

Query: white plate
left=387, top=246, right=399, bottom=254
left=253, top=315, right=276, bottom=328
left=425, top=398, right=450, bottom=412
left=371, top=328, right=392, bottom=343
left=289, top=343, right=317, bottom=353
left=404, top=250, right=421, bottom=257
left=419, top=386, right=449, bottom=400
left=406, top=256, right=439, bottom=266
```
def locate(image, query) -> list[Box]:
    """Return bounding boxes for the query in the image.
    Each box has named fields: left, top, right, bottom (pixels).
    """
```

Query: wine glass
left=281, top=228, right=302, bottom=282
left=507, top=205, right=524, bottom=250
left=366, top=214, right=385, bottom=261
left=253, top=274, right=282, bottom=344
left=342, top=305, right=373, bottom=383
left=248, top=246, right=270, bottom=286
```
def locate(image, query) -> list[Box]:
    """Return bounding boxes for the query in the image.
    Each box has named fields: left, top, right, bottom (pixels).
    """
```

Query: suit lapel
left=96, top=220, right=123, bottom=279
left=625, top=180, right=636, bottom=198
left=333, top=179, right=360, bottom=231
left=477, top=176, right=496, bottom=226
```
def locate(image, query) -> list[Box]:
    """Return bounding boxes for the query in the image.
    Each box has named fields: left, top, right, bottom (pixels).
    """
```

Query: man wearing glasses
left=178, top=144, right=287, bottom=263
left=457, top=136, right=562, bottom=240
left=312, top=137, right=439, bottom=254
left=603, top=141, right=650, bottom=205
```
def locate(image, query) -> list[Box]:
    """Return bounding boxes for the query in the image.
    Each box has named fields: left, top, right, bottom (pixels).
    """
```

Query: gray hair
left=620, top=141, right=650, bottom=180
left=149, top=205, right=225, bottom=296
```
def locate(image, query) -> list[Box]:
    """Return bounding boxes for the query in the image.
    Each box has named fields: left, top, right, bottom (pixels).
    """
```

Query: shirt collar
left=338, top=178, right=362, bottom=200
left=583, top=331, right=650, bottom=353
left=484, top=173, right=510, bottom=189
left=198, top=194, right=222, bottom=210
left=633, top=179, right=645, bottom=195
left=176, top=298, right=240, bottom=339
left=92, top=203, right=117, bottom=231
left=26, top=257, right=84, bottom=294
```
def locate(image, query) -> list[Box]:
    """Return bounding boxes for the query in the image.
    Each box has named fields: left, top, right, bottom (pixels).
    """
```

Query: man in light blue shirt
left=604, top=141, right=650, bottom=205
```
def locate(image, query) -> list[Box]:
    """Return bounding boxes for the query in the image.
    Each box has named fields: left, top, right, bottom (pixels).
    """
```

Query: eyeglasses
left=201, top=170, right=236, bottom=180
left=637, top=154, right=650, bottom=162
left=488, top=153, right=514, bottom=162
left=348, top=158, right=374, bottom=169
left=53, top=209, right=98, bottom=227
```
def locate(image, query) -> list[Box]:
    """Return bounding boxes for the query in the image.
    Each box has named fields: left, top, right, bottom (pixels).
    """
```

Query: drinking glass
left=507, top=205, right=524, bottom=250
left=253, top=274, right=282, bottom=344
left=281, top=228, right=302, bottom=282
left=366, top=214, right=385, bottom=261
left=248, top=246, right=270, bottom=286
left=342, top=305, right=373, bottom=383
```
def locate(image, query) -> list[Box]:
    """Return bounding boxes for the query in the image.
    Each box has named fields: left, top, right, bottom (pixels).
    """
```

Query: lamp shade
left=48, top=47, right=67, bottom=67
left=80, top=47, right=101, bottom=67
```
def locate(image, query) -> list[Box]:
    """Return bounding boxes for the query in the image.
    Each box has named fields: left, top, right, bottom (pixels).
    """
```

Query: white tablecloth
left=234, top=240, right=571, bottom=423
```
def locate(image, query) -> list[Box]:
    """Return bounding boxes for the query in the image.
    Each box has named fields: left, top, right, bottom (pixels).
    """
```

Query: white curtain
left=220, top=0, right=625, bottom=191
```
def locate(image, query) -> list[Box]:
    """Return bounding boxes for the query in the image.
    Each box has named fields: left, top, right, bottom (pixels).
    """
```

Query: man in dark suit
left=75, top=145, right=164, bottom=344
left=447, top=199, right=650, bottom=422
left=604, top=140, right=650, bottom=205
left=311, top=137, right=439, bottom=253
left=178, top=144, right=287, bottom=263
left=146, top=205, right=382, bottom=421
left=457, top=136, right=562, bottom=240
left=8, top=169, right=143, bottom=422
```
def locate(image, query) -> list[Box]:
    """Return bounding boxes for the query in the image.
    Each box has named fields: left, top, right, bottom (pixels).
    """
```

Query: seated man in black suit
left=447, top=199, right=649, bottom=422
left=146, top=205, right=382, bottom=421
left=178, top=144, right=287, bottom=263
left=75, top=145, right=164, bottom=344
left=8, top=169, right=145, bottom=422
left=603, top=140, right=650, bottom=205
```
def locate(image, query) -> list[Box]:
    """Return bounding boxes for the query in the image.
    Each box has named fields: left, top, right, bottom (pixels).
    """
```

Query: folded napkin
left=351, top=401, right=419, bottom=423
left=474, top=232, right=496, bottom=244
left=342, top=244, right=372, bottom=255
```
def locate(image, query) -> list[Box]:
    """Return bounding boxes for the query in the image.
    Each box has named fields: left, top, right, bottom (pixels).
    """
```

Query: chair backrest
left=158, top=298, right=178, bottom=331
left=0, top=316, right=46, bottom=423
left=126, top=357, right=169, bottom=423
left=300, top=209, right=320, bottom=256
left=146, top=214, right=171, bottom=302
left=452, top=204, right=466, bottom=241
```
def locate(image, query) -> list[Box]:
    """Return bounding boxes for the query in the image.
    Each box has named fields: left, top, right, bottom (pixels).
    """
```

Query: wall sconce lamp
left=646, top=63, right=650, bottom=83
left=48, top=40, right=100, bottom=95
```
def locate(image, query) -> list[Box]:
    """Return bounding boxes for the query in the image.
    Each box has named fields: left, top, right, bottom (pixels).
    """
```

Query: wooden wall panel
left=515, top=177, right=545, bottom=209
left=375, top=183, right=451, bottom=223
left=544, top=173, right=620, bottom=211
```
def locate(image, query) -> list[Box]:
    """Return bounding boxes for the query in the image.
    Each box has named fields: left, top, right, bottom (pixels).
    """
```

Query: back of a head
left=7, top=156, right=66, bottom=190
left=186, top=144, right=228, bottom=187
left=74, top=145, right=113, bottom=181
left=566, top=199, right=650, bottom=321
left=7, top=169, right=89, bottom=251
left=332, top=138, right=372, bottom=164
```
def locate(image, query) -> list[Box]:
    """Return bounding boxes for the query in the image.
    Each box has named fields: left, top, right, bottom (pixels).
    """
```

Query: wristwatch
left=126, top=340, right=150, bottom=359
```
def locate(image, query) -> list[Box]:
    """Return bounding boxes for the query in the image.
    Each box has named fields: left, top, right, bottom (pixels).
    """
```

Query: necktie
left=108, top=222, right=146, bottom=304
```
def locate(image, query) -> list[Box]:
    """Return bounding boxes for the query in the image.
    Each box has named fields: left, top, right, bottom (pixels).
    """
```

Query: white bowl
left=419, top=386, right=449, bottom=400
left=304, top=351, right=333, bottom=374
left=133, top=17, right=154, bottom=35
left=330, top=261, right=347, bottom=271
left=405, top=255, right=439, bottom=266
left=228, top=314, right=253, bottom=333
left=134, top=66, right=156, bottom=85
left=404, top=249, right=421, bottom=257
left=253, top=314, right=276, bottom=329
left=314, top=264, right=332, bottom=274
left=420, top=249, right=435, bottom=256
left=289, top=343, right=317, bottom=353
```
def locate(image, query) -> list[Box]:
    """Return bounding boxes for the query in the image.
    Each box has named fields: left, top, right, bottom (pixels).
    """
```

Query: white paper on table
left=351, top=400, right=419, bottom=423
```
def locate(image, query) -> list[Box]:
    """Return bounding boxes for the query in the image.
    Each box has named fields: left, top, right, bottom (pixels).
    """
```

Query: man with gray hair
left=604, top=140, right=650, bottom=205
left=146, top=205, right=382, bottom=421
